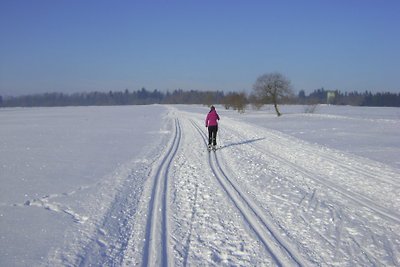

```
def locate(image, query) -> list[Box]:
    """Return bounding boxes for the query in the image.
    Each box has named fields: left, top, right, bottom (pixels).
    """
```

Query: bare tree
left=252, top=72, right=293, bottom=116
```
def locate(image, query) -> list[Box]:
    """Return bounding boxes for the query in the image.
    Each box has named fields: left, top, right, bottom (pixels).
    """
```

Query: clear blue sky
left=1, top=0, right=399, bottom=96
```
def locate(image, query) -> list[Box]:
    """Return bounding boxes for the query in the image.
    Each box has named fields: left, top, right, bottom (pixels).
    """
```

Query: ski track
left=190, top=120, right=311, bottom=266
left=56, top=116, right=179, bottom=267
left=171, top=116, right=276, bottom=266
left=222, top=118, right=400, bottom=224
left=208, top=115, right=400, bottom=266
left=141, top=118, right=181, bottom=267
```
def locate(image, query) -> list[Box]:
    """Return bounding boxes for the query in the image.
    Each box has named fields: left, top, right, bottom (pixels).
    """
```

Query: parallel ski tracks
left=142, top=118, right=181, bottom=267
left=224, top=125, right=400, bottom=225
left=190, top=120, right=309, bottom=267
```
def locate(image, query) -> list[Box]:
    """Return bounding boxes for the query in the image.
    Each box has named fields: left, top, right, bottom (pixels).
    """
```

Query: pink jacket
left=205, top=110, right=220, bottom=127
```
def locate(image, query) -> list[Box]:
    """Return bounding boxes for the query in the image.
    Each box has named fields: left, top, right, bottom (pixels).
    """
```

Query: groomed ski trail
left=207, top=112, right=400, bottom=266
left=190, top=120, right=312, bottom=266
left=220, top=117, right=400, bottom=224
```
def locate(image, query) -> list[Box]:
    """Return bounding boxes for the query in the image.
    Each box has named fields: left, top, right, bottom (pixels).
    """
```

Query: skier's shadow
left=218, top=137, right=265, bottom=150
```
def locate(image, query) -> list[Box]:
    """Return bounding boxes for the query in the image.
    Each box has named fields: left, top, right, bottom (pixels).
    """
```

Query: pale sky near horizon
left=1, top=0, right=399, bottom=96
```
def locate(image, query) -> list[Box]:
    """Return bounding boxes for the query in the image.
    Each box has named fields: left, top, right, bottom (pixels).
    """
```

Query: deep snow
left=0, top=104, right=399, bottom=266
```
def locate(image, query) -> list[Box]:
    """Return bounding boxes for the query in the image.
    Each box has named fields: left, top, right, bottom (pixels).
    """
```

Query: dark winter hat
left=210, top=105, right=215, bottom=110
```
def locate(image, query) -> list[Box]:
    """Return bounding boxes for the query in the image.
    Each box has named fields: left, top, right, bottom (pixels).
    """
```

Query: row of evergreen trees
left=298, top=88, right=400, bottom=107
left=1, top=88, right=399, bottom=108
left=0, top=88, right=224, bottom=107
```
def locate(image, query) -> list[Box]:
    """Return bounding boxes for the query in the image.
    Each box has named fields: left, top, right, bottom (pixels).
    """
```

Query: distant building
left=327, top=91, right=336, bottom=104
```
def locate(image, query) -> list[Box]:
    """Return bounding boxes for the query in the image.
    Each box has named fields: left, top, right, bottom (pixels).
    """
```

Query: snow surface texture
left=1, top=105, right=399, bottom=266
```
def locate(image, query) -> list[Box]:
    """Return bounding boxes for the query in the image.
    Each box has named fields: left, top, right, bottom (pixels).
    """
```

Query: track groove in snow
left=190, top=120, right=311, bottom=266
left=141, top=118, right=181, bottom=267
left=207, top=115, right=400, bottom=266
left=223, top=121, right=400, bottom=224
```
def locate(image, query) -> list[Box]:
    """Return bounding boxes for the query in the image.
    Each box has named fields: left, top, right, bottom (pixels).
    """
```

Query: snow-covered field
left=1, top=104, right=399, bottom=266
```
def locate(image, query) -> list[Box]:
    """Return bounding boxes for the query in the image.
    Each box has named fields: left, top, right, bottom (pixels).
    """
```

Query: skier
left=205, top=105, right=220, bottom=150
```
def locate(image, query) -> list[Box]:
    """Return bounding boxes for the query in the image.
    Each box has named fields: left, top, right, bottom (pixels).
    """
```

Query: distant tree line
left=0, top=88, right=224, bottom=107
left=1, top=87, right=399, bottom=109
left=297, top=88, right=400, bottom=107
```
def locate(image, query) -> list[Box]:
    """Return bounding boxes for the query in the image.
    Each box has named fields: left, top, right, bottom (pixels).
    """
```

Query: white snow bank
left=1, top=104, right=399, bottom=266
left=0, top=105, right=168, bottom=266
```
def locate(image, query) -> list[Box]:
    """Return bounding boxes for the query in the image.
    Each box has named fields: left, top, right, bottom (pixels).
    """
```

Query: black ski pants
left=208, top=125, right=218, bottom=146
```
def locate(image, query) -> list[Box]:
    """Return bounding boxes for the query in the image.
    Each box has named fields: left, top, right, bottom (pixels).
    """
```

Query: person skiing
left=205, top=105, right=220, bottom=150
